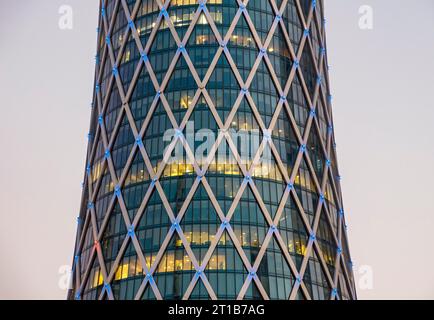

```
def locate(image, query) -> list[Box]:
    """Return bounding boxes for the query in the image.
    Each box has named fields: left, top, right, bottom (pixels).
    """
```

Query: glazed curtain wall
left=69, top=0, right=356, bottom=301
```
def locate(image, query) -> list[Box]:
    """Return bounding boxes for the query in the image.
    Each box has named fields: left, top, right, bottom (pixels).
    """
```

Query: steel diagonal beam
left=78, top=0, right=147, bottom=293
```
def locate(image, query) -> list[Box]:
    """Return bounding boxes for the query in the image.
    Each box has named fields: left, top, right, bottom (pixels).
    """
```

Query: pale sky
left=0, top=0, right=433, bottom=300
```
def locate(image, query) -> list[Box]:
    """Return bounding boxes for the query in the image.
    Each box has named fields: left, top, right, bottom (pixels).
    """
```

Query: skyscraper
left=69, top=0, right=356, bottom=300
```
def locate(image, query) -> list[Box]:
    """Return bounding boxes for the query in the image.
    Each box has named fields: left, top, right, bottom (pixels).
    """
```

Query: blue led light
left=239, top=3, right=246, bottom=11
left=112, top=65, right=118, bottom=76
left=287, top=183, right=294, bottom=190
left=98, top=114, right=103, bottom=124
left=339, top=209, right=344, bottom=217
left=151, top=177, right=157, bottom=186
left=104, top=149, right=111, bottom=159
left=141, top=52, right=148, bottom=62
left=86, top=165, right=91, bottom=174
left=249, top=271, right=256, bottom=278
left=293, top=60, right=299, bottom=69
left=319, top=194, right=325, bottom=202
left=220, top=40, right=227, bottom=48
left=197, top=175, right=203, bottom=181
left=200, top=2, right=205, bottom=9
left=304, top=28, right=310, bottom=37
left=197, top=269, right=203, bottom=275
left=87, top=202, right=94, bottom=210
left=178, top=44, right=185, bottom=52
left=310, top=233, right=316, bottom=241
left=332, top=288, right=338, bottom=296
left=222, top=219, right=229, bottom=227
left=172, top=220, right=179, bottom=229
left=296, top=276, right=302, bottom=284
left=280, top=95, right=287, bottom=102
left=245, top=174, right=251, bottom=182
left=114, top=185, right=121, bottom=196
left=310, top=108, right=316, bottom=117
left=101, top=7, right=105, bottom=17
left=77, top=216, right=81, bottom=224
left=105, top=35, right=111, bottom=45
left=175, top=129, right=183, bottom=138
left=270, top=225, right=277, bottom=232
left=160, top=8, right=167, bottom=17
left=260, top=47, right=266, bottom=54
left=276, top=14, right=282, bottom=21
left=328, top=125, right=333, bottom=133
left=128, top=225, right=135, bottom=237
left=312, top=0, right=317, bottom=9
left=326, top=159, right=331, bottom=167
left=135, top=136, right=143, bottom=146
left=156, top=90, right=161, bottom=98
left=128, top=19, right=134, bottom=29
left=75, top=292, right=81, bottom=300
left=96, top=84, right=100, bottom=92
left=241, top=87, right=248, bottom=94
left=337, top=246, right=342, bottom=254
left=320, top=47, right=326, bottom=55
left=300, top=144, right=306, bottom=153
left=316, top=75, right=322, bottom=85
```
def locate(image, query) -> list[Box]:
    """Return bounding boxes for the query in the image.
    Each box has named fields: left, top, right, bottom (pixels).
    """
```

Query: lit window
left=180, top=95, right=193, bottom=109
left=93, top=269, right=104, bottom=288
left=121, top=263, right=129, bottom=279
left=198, top=14, right=208, bottom=25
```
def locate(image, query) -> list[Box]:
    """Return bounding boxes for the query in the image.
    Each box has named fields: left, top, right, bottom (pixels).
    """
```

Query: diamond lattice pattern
left=69, top=0, right=356, bottom=301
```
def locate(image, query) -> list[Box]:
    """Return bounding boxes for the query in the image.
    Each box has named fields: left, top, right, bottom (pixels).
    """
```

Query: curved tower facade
left=69, top=0, right=356, bottom=300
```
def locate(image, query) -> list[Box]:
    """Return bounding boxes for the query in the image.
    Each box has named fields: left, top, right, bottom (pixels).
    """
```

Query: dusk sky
left=0, top=0, right=433, bottom=299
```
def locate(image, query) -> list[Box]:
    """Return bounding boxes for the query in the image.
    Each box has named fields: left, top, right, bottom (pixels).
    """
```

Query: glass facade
left=69, top=0, right=356, bottom=300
